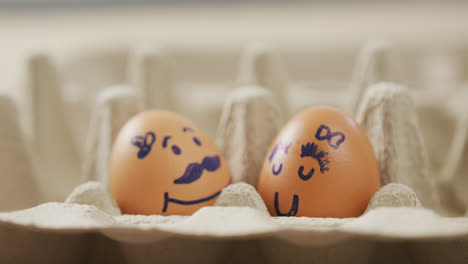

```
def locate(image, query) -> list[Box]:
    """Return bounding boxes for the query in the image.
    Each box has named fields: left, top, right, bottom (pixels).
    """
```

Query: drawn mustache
left=173, top=155, right=221, bottom=184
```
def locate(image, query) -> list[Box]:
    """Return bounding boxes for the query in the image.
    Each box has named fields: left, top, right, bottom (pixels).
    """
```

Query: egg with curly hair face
left=109, top=110, right=232, bottom=216
left=257, top=106, right=381, bottom=218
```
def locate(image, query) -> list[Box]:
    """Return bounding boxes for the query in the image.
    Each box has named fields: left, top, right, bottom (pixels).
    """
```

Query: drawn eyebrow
left=269, top=142, right=292, bottom=162
left=162, top=136, right=171, bottom=148
left=193, top=136, right=202, bottom=146
left=183, top=127, right=194, bottom=133
left=283, top=143, right=291, bottom=154
left=300, top=142, right=330, bottom=173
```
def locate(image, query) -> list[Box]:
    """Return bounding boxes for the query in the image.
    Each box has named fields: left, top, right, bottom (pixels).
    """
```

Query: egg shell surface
left=257, top=106, right=381, bottom=218
left=109, top=110, right=232, bottom=216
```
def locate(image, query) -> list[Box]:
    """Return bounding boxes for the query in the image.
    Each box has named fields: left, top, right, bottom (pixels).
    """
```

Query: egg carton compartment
left=1, top=40, right=468, bottom=263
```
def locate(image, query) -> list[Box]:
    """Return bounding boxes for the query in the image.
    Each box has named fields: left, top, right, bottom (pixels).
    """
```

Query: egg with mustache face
left=109, top=110, right=232, bottom=215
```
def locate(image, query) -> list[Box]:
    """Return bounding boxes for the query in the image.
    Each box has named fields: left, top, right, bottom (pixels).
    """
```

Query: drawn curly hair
left=300, top=142, right=330, bottom=173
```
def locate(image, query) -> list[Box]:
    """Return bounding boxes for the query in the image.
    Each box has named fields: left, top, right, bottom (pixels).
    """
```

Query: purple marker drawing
left=298, top=165, right=314, bottom=180
left=315, top=124, right=345, bottom=149
left=274, top=192, right=299, bottom=216
left=269, top=141, right=292, bottom=162
left=300, top=142, right=330, bottom=174
left=272, top=163, right=283, bottom=175
left=173, top=155, right=221, bottom=184
left=183, top=127, right=194, bottom=133
left=193, top=136, right=202, bottom=146
left=269, top=141, right=291, bottom=176
left=131, top=131, right=156, bottom=159
left=183, top=127, right=202, bottom=146
left=171, top=145, right=181, bottom=155
left=162, top=136, right=171, bottom=148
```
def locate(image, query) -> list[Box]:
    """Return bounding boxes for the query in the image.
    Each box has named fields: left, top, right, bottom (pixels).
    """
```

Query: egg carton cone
left=216, top=85, right=282, bottom=185
left=81, top=86, right=141, bottom=186
left=25, top=54, right=81, bottom=202
left=347, top=39, right=406, bottom=115
left=237, top=41, right=289, bottom=118
left=127, top=45, right=175, bottom=111
left=0, top=94, right=40, bottom=211
left=2, top=45, right=468, bottom=263
left=355, top=82, right=435, bottom=209
left=438, top=93, right=468, bottom=216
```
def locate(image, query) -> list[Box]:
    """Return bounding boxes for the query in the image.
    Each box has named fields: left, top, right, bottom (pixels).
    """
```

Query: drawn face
left=110, top=111, right=232, bottom=216
left=265, top=132, right=334, bottom=216
left=257, top=107, right=381, bottom=218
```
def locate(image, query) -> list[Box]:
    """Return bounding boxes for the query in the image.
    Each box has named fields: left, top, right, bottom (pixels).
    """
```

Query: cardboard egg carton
left=1, top=40, right=468, bottom=264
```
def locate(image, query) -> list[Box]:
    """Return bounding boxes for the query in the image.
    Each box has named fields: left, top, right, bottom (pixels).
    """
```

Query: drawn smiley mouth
left=274, top=192, right=299, bottom=216
left=162, top=156, right=230, bottom=213
left=162, top=189, right=222, bottom=213
left=162, top=177, right=233, bottom=213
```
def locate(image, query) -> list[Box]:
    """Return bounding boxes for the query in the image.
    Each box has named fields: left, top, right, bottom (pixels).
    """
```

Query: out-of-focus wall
left=1, top=3, right=467, bottom=101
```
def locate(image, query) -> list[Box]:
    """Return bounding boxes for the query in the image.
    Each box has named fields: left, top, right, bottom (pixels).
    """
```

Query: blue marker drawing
left=274, top=192, right=299, bottom=216
left=161, top=135, right=182, bottom=155
left=131, top=132, right=156, bottom=159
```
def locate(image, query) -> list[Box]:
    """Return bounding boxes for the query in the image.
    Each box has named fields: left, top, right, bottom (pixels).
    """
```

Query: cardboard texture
left=1, top=41, right=468, bottom=263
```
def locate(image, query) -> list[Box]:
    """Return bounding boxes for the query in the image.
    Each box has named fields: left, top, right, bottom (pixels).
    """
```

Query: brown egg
left=257, top=106, right=381, bottom=218
left=109, top=110, right=232, bottom=215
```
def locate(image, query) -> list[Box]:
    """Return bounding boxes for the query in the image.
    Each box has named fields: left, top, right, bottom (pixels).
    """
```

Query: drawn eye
left=272, top=163, right=283, bottom=175
left=298, top=165, right=314, bottom=180
left=131, top=132, right=156, bottom=159
left=193, top=137, right=202, bottom=146
left=171, top=145, right=181, bottom=155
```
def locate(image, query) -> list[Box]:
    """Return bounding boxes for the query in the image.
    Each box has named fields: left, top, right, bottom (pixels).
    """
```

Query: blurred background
left=1, top=1, right=467, bottom=100
left=1, top=1, right=468, bottom=208
left=2, top=1, right=468, bottom=141
left=2, top=1, right=468, bottom=128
